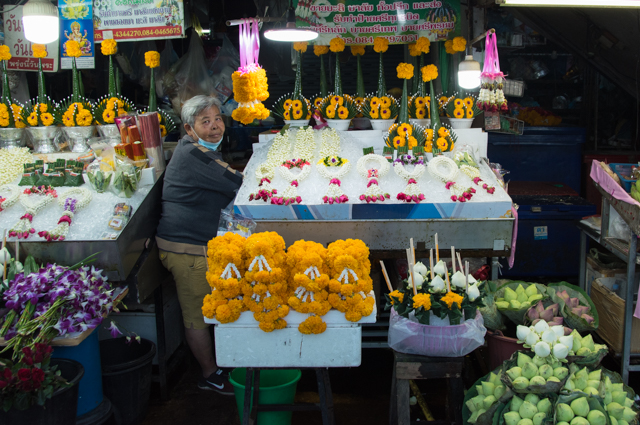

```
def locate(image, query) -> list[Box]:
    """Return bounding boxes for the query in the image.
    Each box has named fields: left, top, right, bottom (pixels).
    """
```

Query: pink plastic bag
left=388, top=309, right=486, bottom=357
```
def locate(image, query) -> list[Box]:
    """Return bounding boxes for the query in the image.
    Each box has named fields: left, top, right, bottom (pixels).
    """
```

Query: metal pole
left=226, top=17, right=285, bottom=26
left=579, top=231, right=587, bottom=292
left=622, top=233, right=637, bottom=384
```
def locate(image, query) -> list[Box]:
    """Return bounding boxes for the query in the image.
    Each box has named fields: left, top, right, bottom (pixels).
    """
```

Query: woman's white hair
left=181, top=95, right=223, bottom=128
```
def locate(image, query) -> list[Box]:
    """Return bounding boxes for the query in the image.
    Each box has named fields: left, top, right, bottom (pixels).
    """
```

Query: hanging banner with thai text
left=295, top=0, right=461, bottom=45
left=93, top=0, right=185, bottom=43
left=3, top=6, right=59, bottom=72
left=59, top=0, right=95, bottom=70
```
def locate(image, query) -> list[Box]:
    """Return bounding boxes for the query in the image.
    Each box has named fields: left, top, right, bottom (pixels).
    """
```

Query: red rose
left=17, top=368, right=31, bottom=382
left=31, top=368, right=45, bottom=385
left=0, top=380, right=7, bottom=389
left=20, top=380, right=33, bottom=392
left=2, top=368, right=12, bottom=380
left=21, top=346, right=33, bottom=358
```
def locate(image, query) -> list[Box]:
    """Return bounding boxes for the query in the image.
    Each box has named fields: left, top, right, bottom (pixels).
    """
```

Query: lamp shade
left=264, top=23, right=318, bottom=42
left=458, top=55, right=481, bottom=89
left=22, top=0, right=59, bottom=44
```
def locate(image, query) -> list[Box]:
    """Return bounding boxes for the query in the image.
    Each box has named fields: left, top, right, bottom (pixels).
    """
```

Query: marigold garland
left=408, top=43, right=420, bottom=57
left=329, top=37, right=345, bottom=53
left=231, top=65, right=271, bottom=125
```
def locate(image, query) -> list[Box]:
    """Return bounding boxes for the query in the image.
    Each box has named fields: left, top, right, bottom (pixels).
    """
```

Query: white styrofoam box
left=214, top=326, right=362, bottom=367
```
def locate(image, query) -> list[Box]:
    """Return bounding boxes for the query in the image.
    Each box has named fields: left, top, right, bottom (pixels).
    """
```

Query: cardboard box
left=590, top=278, right=640, bottom=354
left=585, top=256, right=640, bottom=294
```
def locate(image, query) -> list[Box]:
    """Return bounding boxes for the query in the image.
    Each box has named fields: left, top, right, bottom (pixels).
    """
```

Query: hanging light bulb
left=264, top=6, right=318, bottom=42
left=22, top=0, right=59, bottom=44
left=458, top=54, right=481, bottom=89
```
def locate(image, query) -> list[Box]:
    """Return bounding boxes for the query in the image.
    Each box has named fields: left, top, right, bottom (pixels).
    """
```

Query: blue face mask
left=194, top=130, right=222, bottom=151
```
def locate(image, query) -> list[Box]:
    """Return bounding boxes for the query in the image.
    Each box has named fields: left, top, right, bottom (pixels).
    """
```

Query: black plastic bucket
left=0, top=358, right=84, bottom=425
left=99, top=338, right=156, bottom=425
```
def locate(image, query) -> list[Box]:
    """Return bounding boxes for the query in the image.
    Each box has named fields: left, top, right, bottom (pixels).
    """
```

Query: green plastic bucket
left=229, top=368, right=302, bottom=425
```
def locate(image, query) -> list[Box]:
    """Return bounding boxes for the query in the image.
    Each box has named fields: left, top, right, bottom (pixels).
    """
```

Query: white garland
left=357, top=154, right=390, bottom=202
left=279, top=163, right=312, bottom=184
left=393, top=162, right=426, bottom=181
left=262, top=129, right=292, bottom=172
left=0, top=184, right=21, bottom=212
left=394, top=163, right=426, bottom=203
left=427, top=155, right=458, bottom=183
left=9, top=187, right=58, bottom=239
left=291, top=127, right=316, bottom=161
left=0, top=148, right=32, bottom=188
left=39, top=187, right=92, bottom=241
left=459, top=164, right=480, bottom=180
left=317, top=159, right=351, bottom=179
left=318, top=128, right=341, bottom=159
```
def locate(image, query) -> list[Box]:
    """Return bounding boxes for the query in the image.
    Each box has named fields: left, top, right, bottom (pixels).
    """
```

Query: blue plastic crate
left=609, top=163, right=637, bottom=192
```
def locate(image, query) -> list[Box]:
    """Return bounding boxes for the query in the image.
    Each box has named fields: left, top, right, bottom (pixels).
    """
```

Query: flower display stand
left=389, top=351, right=464, bottom=425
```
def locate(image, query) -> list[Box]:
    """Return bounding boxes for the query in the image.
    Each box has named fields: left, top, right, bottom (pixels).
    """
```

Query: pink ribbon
left=239, top=18, right=261, bottom=70
left=481, top=32, right=504, bottom=79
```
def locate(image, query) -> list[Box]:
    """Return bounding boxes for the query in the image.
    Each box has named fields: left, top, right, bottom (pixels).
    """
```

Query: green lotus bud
left=519, top=419, right=534, bottom=425
left=512, top=377, right=530, bottom=390
left=488, top=372, right=500, bottom=385
left=594, top=344, right=607, bottom=351
left=520, top=301, right=532, bottom=311
left=496, top=301, right=510, bottom=309
left=547, top=376, right=561, bottom=382
left=510, top=300, right=522, bottom=310
left=525, top=284, right=538, bottom=297
left=610, top=416, right=618, bottom=425
left=576, top=347, right=592, bottom=356
left=549, top=359, right=562, bottom=369
left=516, top=284, right=526, bottom=295
left=622, top=407, right=637, bottom=423
left=466, top=399, right=478, bottom=413
left=576, top=368, right=589, bottom=380
left=494, top=385, right=506, bottom=400
left=612, top=391, right=628, bottom=405
left=532, top=412, right=547, bottom=425
left=522, top=362, right=539, bottom=380
left=482, top=382, right=495, bottom=397
left=587, top=410, right=607, bottom=425
left=476, top=385, right=484, bottom=395
left=511, top=396, right=525, bottom=412
left=583, top=387, right=599, bottom=396
left=587, top=380, right=601, bottom=389
left=518, top=352, right=533, bottom=368
left=557, top=422, right=570, bottom=425
left=570, top=397, right=590, bottom=417
left=508, top=367, right=523, bottom=381
left=570, top=417, right=590, bottom=425
left=473, top=394, right=485, bottom=411
left=554, top=367, right=569, bottom=380
left=581, top=334, right=595, bottom=352
left=505, top=287, right=518, bottom=302
left=532, top=355, right=547, bottom=368
left=528, top=294, right=543, bottom=303
left=611, top=384, right=625, bottom=392
left=530, top=376, right=546, bottom=386
left=572, top=330, right=582, bottom=351
left=624, top=399, right=634, bottom=408
left=564, top=378, right=575, bottom=391
left=468, top=410, right=481, bottom=423
left=539, top=364, right=553, bottom=380
left=517, top=292, right=529, bottom=303
left=525, top=394, right=540, bottom=405
left=619, top=420, right=629, bottom=425
left=504, top=411, right=522, bottom=425
left=537, top=398, right=552, bottom=415
left=607, top=402, right=625, bottom=420
left=574, top=375, right=588, bottom=391
left=520, top=401, right=539, bottom=419
left=605, top=377, right=613, bottom=392
left=604, top=392, right=613, bottom=405
left=588, top=370, right=602, bottom=381
left=557, top=403, right=576, bottom=422
left=483, top=395, right=497, bottom=410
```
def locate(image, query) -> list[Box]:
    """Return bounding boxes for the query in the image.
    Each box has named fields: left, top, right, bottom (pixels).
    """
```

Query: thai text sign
left=93, top=0, right=185, bottom=42
left=295, top=0, right=461, bottom=45
left=3, top=6, right=59, bottom=72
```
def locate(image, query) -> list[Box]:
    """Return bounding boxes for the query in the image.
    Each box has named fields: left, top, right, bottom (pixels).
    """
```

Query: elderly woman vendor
left=156, top=95, right=242, bottom=395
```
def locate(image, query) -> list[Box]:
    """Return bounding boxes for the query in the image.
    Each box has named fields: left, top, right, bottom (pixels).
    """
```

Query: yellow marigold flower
left=283, top=109, right=291, bottom=120
left=292, top=108, right=303, bottom=119
left=102, top=109, right=115, bottom=124
left=101, top=39, right=118, bottom=56
left=421, top=64, right=438, bottom=82
left=415, top=107, right=426, bottom=118
left=314, top=45, right=329, bottom=56
left=11, top=104, right=21, bottom=114
left=293, top=42, right=308, bottom=53
left=436, top=137, right=448, bottom=150
left=325, top=106, right=336, bottom=119
left=330, top=95, right=343, bottom=106
left=373, top=36, right=389, bottom=53
left=393, top=136, right=405, bottom=148
left=396, top=63, right=414, bottom=80
left=350, top=45, right=365, bottom=56
left=408, top=43, right=420, bottom=57
left=0, top=118, right=9, bottom=127
left=0, top=110, right=8, bottom=120
left=425, top=140, right=433, bottom=152
left=77, top=109, right=93, bottom=126
left=439, top=96, right=449, bottom=107
left=464, top=97, right=474, bottom=109
left=389, top=290, right=404, bottom=304
left=466, top=109, right=474, bottom=119
left=380, top=97, right=391, bottom=108
left=283, top=99, right=292, bottom=110
left=160, top=124, right=167, bottom=137
left=438, top=126, right=449, bottom=137
left=454, top=99, right=464, bottom=108
left=65, top=40, right=82, bottom=57
left=453, top=108, right=464, bottom=118
left=329, top=37, right=345, bottom=53
left=292, top=99, right=302, bottom=110
left=69, top=102, right=84, bottom=112
left=444, top=39, right=455, bottom=55
left=27, top=112, right=38, bottom=126
left=354, top=97, right=364, bottom=107
left=412, top=293, right=431, bottom=310
left=337, top=106, right=349, bottom=119
left=408, top=136, right=417, bottom=149
left=145, top=51, right=160, bottom=68
left=314, top=97, right=323, bottom=108
left=38, top=103, right=48, bottom=113
left=452, top=36, right=467, bottom=52
left=0, top=104, right=8, bottom=112
left=414, top=97, right=425, bottom=107
left=41, top=112, right=53, bottom=126
left=370, top=97, right=380, bottom=109
left=441, top=291, right=464, bottom=309
left=425, top=129, right=434, bottom=141
left=32, top=44, right=47, bottom=58
left=369, top=108, right=379, bottom=119
left=416, top=37, right=430, bottom=54
left=117, top=108, right=127, bottom=117
left=15, top=118, right=25, bottom=128
left=0, top=45, right=11, bottom=61
left=108, top=97, right=124, bottom=109
left=63, top=110, right=75, bottom=127
left=397, top=123, right=412, bottom=137
left=380, top=108, right=391, bottom=119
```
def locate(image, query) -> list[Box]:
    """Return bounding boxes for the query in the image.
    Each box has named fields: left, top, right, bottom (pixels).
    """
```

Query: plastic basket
left=503, top=79, right=524, bottom=97
left=610, top=163, right=637, bottom=192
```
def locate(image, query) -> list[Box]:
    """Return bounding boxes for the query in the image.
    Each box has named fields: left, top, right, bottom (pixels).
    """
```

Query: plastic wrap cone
left=356, top=55, right=365, bottom=98
left=319, top=55, right=328, bottom=97
left=148, top=67, right=157, bottom=112
left=399, top=79, right=409, bottom=123
left=334, top=53, right=343, bottom=96
left=293, top=51, right=302, bottom=99
left=377, top=52, right=386, bottom=97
